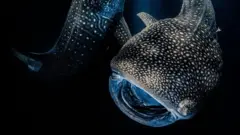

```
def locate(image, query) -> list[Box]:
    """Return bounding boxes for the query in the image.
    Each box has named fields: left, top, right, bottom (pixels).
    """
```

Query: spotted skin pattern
left=12, top=0, right=125, bottom=78
left=114, top=17, right=132, bottom=46
left=109, top=0, right=223, bottom=127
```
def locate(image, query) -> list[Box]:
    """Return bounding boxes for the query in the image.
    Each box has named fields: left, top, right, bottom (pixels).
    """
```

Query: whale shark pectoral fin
left=137, top=12, right=157, bottom=27
left=12, top=48, right=43, bottom=72
left=114, top=17, right=132, bottom=46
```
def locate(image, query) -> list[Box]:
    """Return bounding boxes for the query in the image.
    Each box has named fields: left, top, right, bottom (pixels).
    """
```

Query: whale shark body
left=12, top=0, right=127, bottom=79
left=109, top=0, right=223, bottom=127
left=12, top=0, right=223, bottom=127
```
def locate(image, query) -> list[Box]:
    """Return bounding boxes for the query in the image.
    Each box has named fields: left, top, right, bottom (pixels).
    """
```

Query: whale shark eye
left=109, top=71, right=178, bottom=127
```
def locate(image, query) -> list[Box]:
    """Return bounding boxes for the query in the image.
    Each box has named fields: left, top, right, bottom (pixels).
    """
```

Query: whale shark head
left=109, top=0, right=223, bottom=127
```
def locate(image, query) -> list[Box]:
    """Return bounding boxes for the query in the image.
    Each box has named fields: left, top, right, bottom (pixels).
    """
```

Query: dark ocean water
left=9, top=0, right=239, bottom=133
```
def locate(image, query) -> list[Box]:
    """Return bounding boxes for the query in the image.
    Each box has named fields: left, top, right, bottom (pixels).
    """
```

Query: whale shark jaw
left=109, top=70, right=195, bottom=127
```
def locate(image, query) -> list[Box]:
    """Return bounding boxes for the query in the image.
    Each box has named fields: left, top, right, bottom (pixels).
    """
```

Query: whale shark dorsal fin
left=114, top=17, right=132, bottom=46
left=137, top=12, right=157, bottom=27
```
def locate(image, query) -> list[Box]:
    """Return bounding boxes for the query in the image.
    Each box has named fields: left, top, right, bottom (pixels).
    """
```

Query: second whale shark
left=12, top=0, right=130, bottom=79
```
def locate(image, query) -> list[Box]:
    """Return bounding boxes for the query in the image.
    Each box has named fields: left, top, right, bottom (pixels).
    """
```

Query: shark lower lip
left=109, top=71, right=179, bottom=127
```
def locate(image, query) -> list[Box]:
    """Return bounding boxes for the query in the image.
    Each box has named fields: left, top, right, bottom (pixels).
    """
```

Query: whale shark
left=12, top=0, right=128, bottom=79
left=109, top=0, right=223, bottom=127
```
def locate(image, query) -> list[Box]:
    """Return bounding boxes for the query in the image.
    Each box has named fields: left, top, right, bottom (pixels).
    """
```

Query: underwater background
left=9, top=0, right=239, bottom=133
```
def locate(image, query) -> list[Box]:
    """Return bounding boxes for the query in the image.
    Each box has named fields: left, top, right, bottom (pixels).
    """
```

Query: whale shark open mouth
left=109, top=70, right=178, bottom=127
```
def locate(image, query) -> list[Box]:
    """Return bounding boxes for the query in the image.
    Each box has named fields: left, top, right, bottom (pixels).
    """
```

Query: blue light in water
left=109, top=71, right=178, bottom=127
left=98, top=0, right=125, bottom=20
left=125, top=0, right=163, bottom=34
